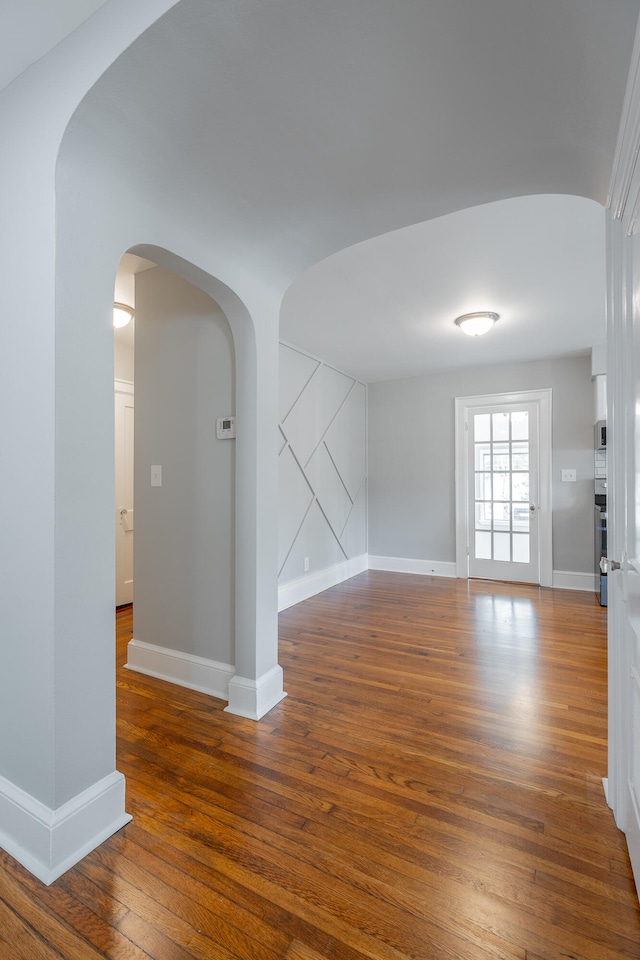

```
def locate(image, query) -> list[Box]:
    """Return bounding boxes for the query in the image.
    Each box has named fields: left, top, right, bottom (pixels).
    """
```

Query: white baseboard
left=278, top=554, right=368, bottom=610
left=552, top=570, right=597, bottom=592
left=0, top=771, right=131, bottom=886
left=126, top=639, right=234, bottom=701
left=126, top=641, right=286, bottom=721
left=367, top=555, right=457, bottom=578
left=225, top=665, right=287, bottom=720
left=368, top=557, right=595, bottom=592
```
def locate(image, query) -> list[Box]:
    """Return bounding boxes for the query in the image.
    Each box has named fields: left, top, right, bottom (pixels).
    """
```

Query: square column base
left=224, top=665, right=287, bottom=720
left=0, top=771, right=131, bottom=885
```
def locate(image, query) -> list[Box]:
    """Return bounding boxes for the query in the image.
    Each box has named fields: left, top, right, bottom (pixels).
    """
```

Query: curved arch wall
left=0, top=0, right=283, bottom=886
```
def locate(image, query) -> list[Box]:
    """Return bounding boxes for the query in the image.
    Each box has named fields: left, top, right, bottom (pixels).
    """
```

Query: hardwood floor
left=1, top=573, right=639, bottom=958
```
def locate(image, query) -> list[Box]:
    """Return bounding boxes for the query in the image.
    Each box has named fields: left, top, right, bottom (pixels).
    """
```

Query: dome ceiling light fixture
left=454, top=311, right=499, bottom=337
left=113, top=302, right=134, bottom=328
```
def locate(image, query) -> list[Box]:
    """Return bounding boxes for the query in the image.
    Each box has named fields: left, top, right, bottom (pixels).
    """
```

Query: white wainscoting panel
left=278, top=445, right=314, bottom=573
left=279, top=348, right=319, bottom=422
left=279, top=343, right=367, bottom=586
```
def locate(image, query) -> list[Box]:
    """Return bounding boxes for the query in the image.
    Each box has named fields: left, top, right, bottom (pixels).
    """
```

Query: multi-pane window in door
left=473, top=411, right=530, bottom=563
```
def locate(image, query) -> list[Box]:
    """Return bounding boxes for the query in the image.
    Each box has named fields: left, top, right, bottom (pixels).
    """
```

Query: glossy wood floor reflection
left=1, top=573, right=639, bottom=959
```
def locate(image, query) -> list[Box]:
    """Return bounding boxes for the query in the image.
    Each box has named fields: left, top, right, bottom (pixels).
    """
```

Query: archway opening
left=113, top=254, right=237, bottom=688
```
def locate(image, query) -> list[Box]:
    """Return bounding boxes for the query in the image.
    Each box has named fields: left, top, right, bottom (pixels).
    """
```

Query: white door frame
left=454, top=389, right=553, bottom=586
left=115, top=378, right=134, bottom=606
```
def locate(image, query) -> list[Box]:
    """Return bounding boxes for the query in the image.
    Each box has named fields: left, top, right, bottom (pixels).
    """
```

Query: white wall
left=0, top=0, right=181, bottom=885
left=278, top=343, right=367, bottom=603
left=133, top=266, right=235, bottom=665
left=368, top=355, right=595, bottom=576
left=0, top=0, right=283, bottom=884
left=114, top=326, right=134, bottom=382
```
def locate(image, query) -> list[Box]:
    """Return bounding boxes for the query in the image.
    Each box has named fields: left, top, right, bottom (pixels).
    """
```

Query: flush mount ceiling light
left=113, top=302, right=134, bottom=328
left=454, top=311, right=499, bottom=337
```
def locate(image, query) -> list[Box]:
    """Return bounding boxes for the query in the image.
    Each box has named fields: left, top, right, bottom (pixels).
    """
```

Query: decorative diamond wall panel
left=306, top=443, right=353, bottom=538
left=279, top=501, right=346, bottom=584
left=341, top=482, right=367, bottom=558
left=279, top=343, right=319, bottom=423
left=279, top=343, right=367, bottom=584
left=324, top=381, right=366, bottom=500
left=283, top=363, right=354, bottom=468
left=278, top=445, right=313, bottom=572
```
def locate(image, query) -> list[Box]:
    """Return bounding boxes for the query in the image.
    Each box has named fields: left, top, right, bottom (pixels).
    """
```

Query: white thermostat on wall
left=216, top=416, right=236, bottom=439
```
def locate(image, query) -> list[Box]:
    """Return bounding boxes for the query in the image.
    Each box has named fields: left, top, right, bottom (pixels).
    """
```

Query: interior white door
left=467, top=402, right=540, bottom=583
left=456, top=389, right=552, bottom=586
left=115, top=382, right=134, bottom=606
left=607, top=205, right=640, bottom=891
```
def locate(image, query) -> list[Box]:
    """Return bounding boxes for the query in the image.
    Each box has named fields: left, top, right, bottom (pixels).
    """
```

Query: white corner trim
left=0, top=771, right=131, bottom=886
left=278, top=554, right=368, bottom=610
left=367, top=556, right=457, bottom=578
left=225, top=665, right=287, bottom=720
left=608, top=14, right=640, bottom=218
left=126, top=639, right=234, bottom=701
left=552, top=571, right=597, bottom=592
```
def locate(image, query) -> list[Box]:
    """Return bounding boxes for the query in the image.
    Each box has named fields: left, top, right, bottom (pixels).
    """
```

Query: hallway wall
left=133, top=266, right=236, bottom=666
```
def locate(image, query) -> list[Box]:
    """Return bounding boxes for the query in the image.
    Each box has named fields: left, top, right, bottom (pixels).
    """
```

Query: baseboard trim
left=367, top=555, right=457, bottom=578
left=225, top=665, right=287, bottom=720
left=552, top=570, right=596, bottom=592
left=0, top=771, right=131, bottom=886
left=367, top=557, right=595, bottom=591
left=126, top=639, right=234, bottom=701
left=278, top=554, right=368, bottom=610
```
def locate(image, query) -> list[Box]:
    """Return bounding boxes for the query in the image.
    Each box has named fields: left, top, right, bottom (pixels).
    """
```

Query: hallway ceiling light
left=454, top=311, right=499, bottom=337
left=113, top=302, right=134, bottom=328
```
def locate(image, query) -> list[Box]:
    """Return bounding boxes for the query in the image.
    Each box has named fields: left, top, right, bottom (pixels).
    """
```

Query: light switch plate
left=561, top=469, right=576, bottom=482
left=151, top=464, right=162, bottom=487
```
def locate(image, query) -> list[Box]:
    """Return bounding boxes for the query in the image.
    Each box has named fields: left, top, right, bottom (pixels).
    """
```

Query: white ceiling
left=281, top=194, right=605, bottom=381
left=0, top=0, right=111, bottom=93
left=63, top=0, right=640, bottom=380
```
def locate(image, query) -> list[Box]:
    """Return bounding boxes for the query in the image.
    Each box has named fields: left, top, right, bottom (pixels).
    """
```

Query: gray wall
left=279, top=343, right=367, bottom=583
left=134, top=267, right=236, bottom=663
left=368, top=356, right=594, bottom=574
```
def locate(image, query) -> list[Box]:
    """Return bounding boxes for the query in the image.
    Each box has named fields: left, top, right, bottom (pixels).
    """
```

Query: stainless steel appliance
left=595, top=478, right=607, bottom=605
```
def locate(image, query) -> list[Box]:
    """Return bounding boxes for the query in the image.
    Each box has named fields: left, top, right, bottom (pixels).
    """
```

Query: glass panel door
left=468, top=403, right=539, bottom=583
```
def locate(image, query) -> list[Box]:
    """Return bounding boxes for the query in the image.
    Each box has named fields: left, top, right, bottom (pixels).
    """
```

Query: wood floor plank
left=0, top=860, right=117, bottom=959
left=0, top=575, right=637, bottom=958
left=0, top=898, right=66, bottom=960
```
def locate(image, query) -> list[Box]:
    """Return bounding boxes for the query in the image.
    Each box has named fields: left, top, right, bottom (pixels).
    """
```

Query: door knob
left=600, top=557, right=620, bottom=574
